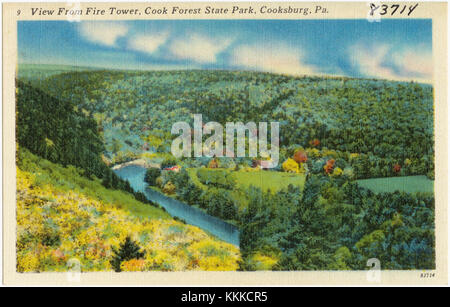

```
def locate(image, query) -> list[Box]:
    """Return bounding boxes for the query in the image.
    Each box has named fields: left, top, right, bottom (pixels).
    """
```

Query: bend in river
left=114, top=165, right=240, bottom=246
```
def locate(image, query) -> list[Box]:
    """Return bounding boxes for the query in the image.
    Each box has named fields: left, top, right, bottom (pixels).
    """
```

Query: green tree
left=144, top=168, right=161, bottom=186
left=110, top=236, right=145, bottom=272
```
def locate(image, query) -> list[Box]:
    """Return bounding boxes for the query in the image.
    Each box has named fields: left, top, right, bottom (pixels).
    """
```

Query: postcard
left=2, top=1, right=448, bottom=286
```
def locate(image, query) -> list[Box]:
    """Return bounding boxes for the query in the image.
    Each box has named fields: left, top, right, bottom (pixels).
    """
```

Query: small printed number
left=420, top=273, right=435, bottom=278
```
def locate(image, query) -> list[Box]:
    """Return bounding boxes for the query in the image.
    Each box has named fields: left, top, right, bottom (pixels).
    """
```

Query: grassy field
left=231, top=171, right=306, bottom=193
left=188, top=168, right=306, bottom=193
left=357, top=175, right=434, bottom=194
left=185, top=168, right=306, bottom=212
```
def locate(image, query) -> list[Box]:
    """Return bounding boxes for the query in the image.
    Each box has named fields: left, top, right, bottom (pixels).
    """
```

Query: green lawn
left=186, top=168, right=208, bottom=190
left=356, top=175, right=434, bottom=194
left=187, top=168, right=306, bottom=193
left=231, top=171, right=306, bottom=193
left=186, top=168, right=306, bottom=211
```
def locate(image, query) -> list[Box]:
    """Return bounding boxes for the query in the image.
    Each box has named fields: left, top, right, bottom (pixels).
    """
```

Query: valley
left=16, top=64, right=435, bottom=271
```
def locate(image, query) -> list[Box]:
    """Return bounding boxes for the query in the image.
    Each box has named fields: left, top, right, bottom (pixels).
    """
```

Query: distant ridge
left=18, top=63, right=432, bottom=85
left=18, top=63, right=100, bottom=81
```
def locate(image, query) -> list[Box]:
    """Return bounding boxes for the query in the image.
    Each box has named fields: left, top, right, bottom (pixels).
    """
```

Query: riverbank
left=114, top=165, right=240, bottom=246
left=111, top=159, right=160, bottom=170
left=149, top=185, right=240, bottom=228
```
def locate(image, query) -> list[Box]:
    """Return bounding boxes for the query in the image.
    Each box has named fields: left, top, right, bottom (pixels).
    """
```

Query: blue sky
left=18, top=19, right=432, bottom=82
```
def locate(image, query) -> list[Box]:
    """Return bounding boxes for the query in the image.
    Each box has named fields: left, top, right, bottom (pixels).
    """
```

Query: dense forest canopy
left=23, top=68, right=433, bottom=179
left=16, top=79, right=106, bottom=178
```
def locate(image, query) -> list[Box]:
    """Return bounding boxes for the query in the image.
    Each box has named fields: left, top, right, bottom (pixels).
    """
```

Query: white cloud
left=350, top=43, right=432, bottom=83
left=128, top=32, right=170, bottom=54
left=394, top=49, right=433, bottom=78
left=168, top=33, right=233, bottom=64
left=230, top=43, right=317, bottom=76
left=78, top=22, right=128, bottom=47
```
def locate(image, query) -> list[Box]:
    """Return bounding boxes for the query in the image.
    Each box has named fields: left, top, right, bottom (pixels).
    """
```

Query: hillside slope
left=16, top=149, right=240, bottom=272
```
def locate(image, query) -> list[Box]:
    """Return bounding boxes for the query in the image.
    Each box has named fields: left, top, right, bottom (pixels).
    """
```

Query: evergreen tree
left=110, top=236, right=145, bottom=272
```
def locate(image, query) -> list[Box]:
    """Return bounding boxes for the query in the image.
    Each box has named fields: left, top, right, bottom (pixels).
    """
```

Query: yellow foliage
left=44, top=138, right=54, bottom=147
left=321, top=149, right=339, bottom=158
left=250, top=253, right=278, bottom=270
left=349, top=153, right=359, bottom=160
left=141, top=152, right=157, bottom=159
left=163, top=181, right=176, bottom=194
left=241, top=166, right=259, bottom=172
left=331, top=167, right=343, bottom=177
left=282, top=158, right=299, bottom=173
left=16, top=166, right=240, bottom=272
left=155, top=176, right=163, bottom=188
left=120, top=259, right=147, bottom=272
left=187, top=239, right=240, bottom=271
left=17, top=252, right=40, bottom=272
left=306, top=148, right=320, bottom=158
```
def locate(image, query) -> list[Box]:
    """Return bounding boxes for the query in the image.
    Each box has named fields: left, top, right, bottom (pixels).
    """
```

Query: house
left=164, top=165, right=181, bottom=172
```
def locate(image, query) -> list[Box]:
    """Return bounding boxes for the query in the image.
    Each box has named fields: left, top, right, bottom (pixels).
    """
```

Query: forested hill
left=16, top=80, right=105, bottom=178
left=25, top=67, right=434, bottom=179
left=16, top=79, right=143, bottom=193
left=15, top=76, right=241, bottom=272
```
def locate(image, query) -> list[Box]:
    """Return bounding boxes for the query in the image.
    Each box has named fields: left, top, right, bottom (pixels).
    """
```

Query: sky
left=18, top=19, right=432, bottom=83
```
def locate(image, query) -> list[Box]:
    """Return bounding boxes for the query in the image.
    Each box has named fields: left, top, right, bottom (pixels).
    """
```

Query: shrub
left=217, top=157, right=236, bottom=169
left=196, top=169, right=235, bottom=189
left=331, top=167, right=343, bottom=177
left=208, top=158, right=219, bottom=169
left=120, top=259, right=146, bottom=272
left=309, top=138, right=320, bottom=147
left=343, top=167, right=354, bottom=179
left=324, top=159, right=335, bottom=174
left=160, top=170, right=175, bottom=187
left=163, top=181, right=176, bottom=194
left=293, top=149, right=308, bottom=163
left=311, top=158, right=326, bottom=174
left=330, top=246, right=352, bottom=270
left=155, top=176, right=163, bottom=188
left=282, top=158, right=299, bottom=173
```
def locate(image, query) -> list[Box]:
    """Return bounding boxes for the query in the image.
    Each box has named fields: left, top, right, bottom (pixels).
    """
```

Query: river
left=114, top=165, right=240, bottom=246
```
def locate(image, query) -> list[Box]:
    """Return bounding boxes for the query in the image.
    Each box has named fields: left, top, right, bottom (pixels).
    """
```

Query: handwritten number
left=391, top=5, right=399, bottom=15
left=369, top=3, right=418, bottom=16
left=369, top=4, right=380, bottom=16
left=408, top=3, right=419, bottom=16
